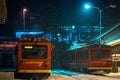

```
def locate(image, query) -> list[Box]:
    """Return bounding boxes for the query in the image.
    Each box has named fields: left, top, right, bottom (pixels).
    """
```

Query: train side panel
left=64, top=48, right=88, bottom=72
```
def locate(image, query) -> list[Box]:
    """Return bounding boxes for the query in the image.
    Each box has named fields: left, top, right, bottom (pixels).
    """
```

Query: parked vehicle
left=14, top=35, right=52, bottom=79
left=62, top=44, right=112, bottom=73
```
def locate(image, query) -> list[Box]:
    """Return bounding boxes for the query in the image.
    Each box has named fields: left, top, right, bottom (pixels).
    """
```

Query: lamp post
left=23, top=8, right=27, bottom=32
left=85, top=4, right=116, bottom=44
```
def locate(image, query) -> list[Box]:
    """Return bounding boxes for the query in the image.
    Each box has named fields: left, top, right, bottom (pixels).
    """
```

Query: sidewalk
left=104, top=72, right=120, bottom=78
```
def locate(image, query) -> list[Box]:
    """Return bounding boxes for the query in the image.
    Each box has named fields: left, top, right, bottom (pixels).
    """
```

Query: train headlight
left=107, top=61, right=111, bottom=64
left=44, top=61, right=48, bottom=67
left=19, top=60, right=24, bottom=64
left=44, top=61, right=48, bottom=65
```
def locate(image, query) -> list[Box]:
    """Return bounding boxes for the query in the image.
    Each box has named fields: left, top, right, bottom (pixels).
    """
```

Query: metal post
left=23, top=8, right=27, bottom=32
left=92, top=5, right=116, bottom=44
left=99, top=10, right=102, bottom=45
left=23, top=11, right=25, bottom=31
left=92, top=6, right=102, bottom=44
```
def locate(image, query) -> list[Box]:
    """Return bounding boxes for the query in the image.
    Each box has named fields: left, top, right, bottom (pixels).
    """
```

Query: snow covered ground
left=0, top=69, right=120, bottom=80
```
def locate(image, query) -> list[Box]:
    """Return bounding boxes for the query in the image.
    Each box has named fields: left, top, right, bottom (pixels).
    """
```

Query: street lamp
left=85, top=4, right=116, bottom=44
left=23, top=8, right=27, bottom=32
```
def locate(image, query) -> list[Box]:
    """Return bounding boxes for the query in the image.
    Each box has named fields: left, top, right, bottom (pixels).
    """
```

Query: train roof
left=67, top=44, right=111, bottom=51
left=110, top=41, right=120, bottom=47
left=19, top=35, right=51, bottom=42
left=19, top=38, right=51, bottom=42
left=87, top=44, right=111, bottom=48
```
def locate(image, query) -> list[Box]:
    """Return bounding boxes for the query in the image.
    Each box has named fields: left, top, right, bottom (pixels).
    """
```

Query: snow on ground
left=0, top=70, right=120, bottom=80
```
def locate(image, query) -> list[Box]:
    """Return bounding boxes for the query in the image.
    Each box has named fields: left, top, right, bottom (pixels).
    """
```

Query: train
left=0, top=35, right=52, bottom=79
left=0, top=35, right=113, bottom=78
left=14, top=35, right=53, bottom=79
left=61, top=44, right=112, bottom=73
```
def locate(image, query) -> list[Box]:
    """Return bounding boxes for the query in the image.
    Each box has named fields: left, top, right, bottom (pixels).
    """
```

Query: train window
left=22, top=45, right=47, bottom=59
left=91, top=49, right=110, bottom=59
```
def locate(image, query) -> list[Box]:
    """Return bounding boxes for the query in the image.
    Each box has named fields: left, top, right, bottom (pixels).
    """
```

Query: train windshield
left=91, top=49, right=110, bottom=59
left=22, top=45, right=47, bottom=59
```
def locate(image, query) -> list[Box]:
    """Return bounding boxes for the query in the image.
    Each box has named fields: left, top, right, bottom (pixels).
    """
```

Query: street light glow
left=23, top=8, right=27, bottom=12
left=85, top=4, right=91, bottom=9
left=23, top=8, right=27, bottom=32
left=84, top=3, right=116, bottom=44
left=72, top=25, right=75, bottom=29
left=109, top=5, right=117, bottom=8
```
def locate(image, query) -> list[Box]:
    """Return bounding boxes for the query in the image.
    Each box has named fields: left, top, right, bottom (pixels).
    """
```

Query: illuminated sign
left=106, top=39, right=120, bottom=47
left=112, top=57, right=120, bottom=61
left=15, top=32, right=43, bottom=39
left=24, top=46, right=33, bottom=49
left=0, top=41, right=17, bottom=49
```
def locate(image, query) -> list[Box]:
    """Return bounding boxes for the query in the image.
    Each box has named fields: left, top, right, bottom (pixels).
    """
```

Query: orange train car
left=62, top=44, right=112, bottom=73
left=14, top=36, right=52, bottom=79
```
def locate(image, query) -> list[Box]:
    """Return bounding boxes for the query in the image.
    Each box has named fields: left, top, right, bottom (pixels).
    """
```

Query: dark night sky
left=0, top=0, right=120, bottom=36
